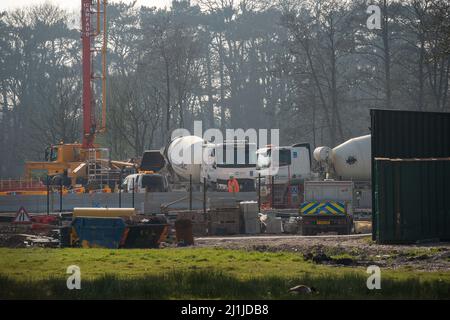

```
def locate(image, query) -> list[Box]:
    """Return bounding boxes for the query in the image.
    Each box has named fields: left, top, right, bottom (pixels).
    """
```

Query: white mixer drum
left=331, top=135, right=371, bottom=180
left=166, top=135, right=203, bottom=183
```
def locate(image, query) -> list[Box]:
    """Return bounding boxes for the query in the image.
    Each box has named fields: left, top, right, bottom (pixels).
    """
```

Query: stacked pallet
left=239, top=201, right=260, bottom=234
left=208, top=207, right=240, bottom=235
left=263, top=212, right=283, bottom=234
left=207, top=197, right=239, bottom=209
left=283, top=217, right=299, bottom=234
left=266, top=218, right=283, bottom=233
left=175, top=210, right=208, bottom=236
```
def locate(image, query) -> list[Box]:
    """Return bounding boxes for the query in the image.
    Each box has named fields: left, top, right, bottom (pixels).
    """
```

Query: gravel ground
left=195, top=235, right=450, bottom=271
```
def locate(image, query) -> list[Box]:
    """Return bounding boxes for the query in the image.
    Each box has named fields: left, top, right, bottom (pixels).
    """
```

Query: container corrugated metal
left=371, top=109, right=450, bottom=159
left=374, top=159, right=450, bottom=243
left=371, top=109, right=450, bottom=240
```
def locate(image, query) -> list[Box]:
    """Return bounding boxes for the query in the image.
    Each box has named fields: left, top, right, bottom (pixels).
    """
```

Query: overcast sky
left=0, top=0, right=172, bottom=11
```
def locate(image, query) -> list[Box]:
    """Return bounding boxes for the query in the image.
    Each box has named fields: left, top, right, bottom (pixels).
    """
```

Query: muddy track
left=195, top=235, right=450, bottom=271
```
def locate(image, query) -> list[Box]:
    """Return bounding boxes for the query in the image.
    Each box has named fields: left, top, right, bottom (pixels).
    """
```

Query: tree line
left=0, top=0, right=449, bottom=177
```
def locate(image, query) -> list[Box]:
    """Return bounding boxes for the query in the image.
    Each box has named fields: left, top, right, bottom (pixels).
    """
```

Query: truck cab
left=256, top=143, right=311, bottom=185
left=299, top=180, right=354, bottom=235
left=122, top=150, right=169, bottom=193
left=202, top=140, right=257, bottom=191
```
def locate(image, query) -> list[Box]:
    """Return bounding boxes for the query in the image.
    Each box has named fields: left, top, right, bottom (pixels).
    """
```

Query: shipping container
left=370, top=109, right=450, bottom=240
left=374, top=158, right=450, bottom=243
left=371, top=109, right=450, bottom=159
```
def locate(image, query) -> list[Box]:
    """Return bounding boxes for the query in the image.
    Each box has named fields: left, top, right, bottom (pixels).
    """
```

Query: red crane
left=19, top=0, right=130, bottom=191
left=81, top=0, right=107, bottom=148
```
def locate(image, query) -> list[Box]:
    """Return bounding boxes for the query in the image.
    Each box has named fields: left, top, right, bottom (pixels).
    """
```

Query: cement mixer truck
left=164, top=136, right=257, bottom=191
left=300, top=135, right=371, bottom=235
left=164, top=135, right=204, bottom=187
left=313, top=135, right=371, bottom=181
left=256, top=135, right=372, bottom=234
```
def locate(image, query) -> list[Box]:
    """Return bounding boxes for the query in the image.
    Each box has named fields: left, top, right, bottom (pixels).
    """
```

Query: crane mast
left=81, top=0, right=107, bottom=148
left=21, top=0, right=135, bottom=190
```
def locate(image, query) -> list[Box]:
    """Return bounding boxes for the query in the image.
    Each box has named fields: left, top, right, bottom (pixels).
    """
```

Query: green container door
left=375, top=160, right=396, bottom=242
left=375, top=159, right=450, bottom=243
left=371, top=109, right=450, bottom=241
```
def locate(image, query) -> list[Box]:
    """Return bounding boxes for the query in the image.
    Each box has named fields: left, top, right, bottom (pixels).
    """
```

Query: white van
left=122, top=150, right=169, bottom=193
left=122, top=173, right=169, bottom=193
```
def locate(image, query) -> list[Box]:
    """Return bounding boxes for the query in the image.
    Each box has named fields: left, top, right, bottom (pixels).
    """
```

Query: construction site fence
left=0, top=178, right=46, bottom=192
left=0, top=192, right=257, bottom=214
left=260, top=183, right=304, bottom=209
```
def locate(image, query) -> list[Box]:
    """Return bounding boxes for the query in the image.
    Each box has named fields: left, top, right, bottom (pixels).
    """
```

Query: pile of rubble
left=169, top=200, right=266, bottom=237
left=0, top=227, right=60, bottom=248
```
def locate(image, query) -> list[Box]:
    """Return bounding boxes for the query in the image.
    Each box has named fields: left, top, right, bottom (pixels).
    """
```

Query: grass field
left=0, top=247, right=449, bottom=299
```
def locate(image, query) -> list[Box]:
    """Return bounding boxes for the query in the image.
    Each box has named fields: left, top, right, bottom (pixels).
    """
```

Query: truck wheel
left=301, top=227, right=314, bottom=236
left=51, top=175, right=71, bottom=187
left=338, top=226, right=350, bottom=235
left=350, top=219, right=355, bottom=234
left=349, top=223, right=355, bottom=234
left=75, top=177, right=87, bottom=185
left=108, top=181, right=116, bottom=192
left=86, top=182, right=100, bottom=191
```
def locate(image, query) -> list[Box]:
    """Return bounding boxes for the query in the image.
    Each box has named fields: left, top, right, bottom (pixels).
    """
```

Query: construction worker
left=227, top=175, right=240, bottom=193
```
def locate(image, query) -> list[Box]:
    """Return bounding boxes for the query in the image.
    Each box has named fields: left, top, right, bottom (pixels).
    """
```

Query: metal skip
left=72, top=217, right=126, bottom=249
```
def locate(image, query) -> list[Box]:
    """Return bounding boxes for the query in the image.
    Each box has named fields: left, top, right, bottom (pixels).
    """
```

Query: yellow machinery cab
left=24, top=142, right=104, bottom=186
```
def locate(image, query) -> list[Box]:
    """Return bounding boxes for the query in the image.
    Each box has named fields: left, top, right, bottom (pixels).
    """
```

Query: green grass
left=0, top=248, right=449, bottom=299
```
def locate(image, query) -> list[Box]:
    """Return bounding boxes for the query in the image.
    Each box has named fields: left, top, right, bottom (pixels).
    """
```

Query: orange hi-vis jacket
left=227, top=178, right=240, bottom=193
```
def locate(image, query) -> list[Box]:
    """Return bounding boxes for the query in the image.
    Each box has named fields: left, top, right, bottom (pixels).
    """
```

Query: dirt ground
left=1, top=220, right=449, bottom=271
left=195, top=235, right=450, bottom=271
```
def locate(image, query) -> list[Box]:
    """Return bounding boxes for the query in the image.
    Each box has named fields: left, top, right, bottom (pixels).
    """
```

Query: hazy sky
left=0, top=0, right=172, bottom=11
